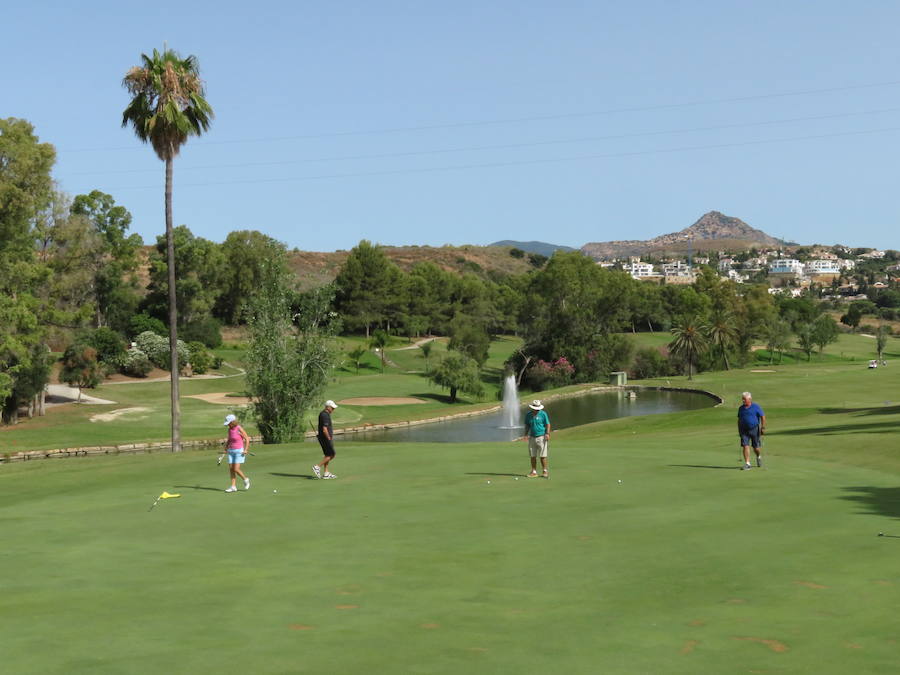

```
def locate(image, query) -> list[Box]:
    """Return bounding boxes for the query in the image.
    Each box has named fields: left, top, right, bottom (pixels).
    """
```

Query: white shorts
left=528, top=436, right=548, bottom=458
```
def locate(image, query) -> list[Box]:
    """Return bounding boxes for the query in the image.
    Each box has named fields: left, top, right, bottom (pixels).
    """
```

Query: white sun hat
left=528, top=400, right=544, bottom=410
left=325, top=400, right=338, bottom=409
left=223, top=413, right=237, bottom=425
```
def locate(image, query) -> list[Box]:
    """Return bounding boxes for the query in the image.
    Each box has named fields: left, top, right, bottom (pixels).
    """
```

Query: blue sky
left=5, top=1, right=900, bottom=251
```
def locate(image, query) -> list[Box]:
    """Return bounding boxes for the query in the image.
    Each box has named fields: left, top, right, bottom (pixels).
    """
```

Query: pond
left=336, top=389, right=715, bottom=443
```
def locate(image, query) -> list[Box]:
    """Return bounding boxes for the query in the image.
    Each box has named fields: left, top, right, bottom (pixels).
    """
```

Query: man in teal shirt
left=523, top=400, right=551, bottom=478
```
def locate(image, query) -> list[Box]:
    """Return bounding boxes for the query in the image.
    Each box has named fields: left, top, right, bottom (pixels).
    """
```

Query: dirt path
left=186, top=393, right=252, bottom=405
left=103, top=362, right=245, bottom=385
left=45, top=384, right=116, bottom=406
left=392, top=337, right=440, bottom=351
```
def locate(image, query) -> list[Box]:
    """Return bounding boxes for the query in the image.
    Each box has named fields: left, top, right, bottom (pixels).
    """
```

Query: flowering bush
left=134, top=331, right=189, bottom=370
left=525, top=357, right=575, bottom=391
left=118, top=348, right=153, bottom=377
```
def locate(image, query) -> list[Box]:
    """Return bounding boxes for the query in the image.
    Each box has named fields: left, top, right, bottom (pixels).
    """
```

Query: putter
left=148, top=495, right=162, bottom=512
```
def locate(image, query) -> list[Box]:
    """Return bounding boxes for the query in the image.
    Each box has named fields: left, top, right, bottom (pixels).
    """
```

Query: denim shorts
left=227, top=449, right=246, bottom=464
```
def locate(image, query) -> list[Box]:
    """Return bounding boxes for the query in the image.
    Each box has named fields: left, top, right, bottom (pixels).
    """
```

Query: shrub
left=118, top=348, right=154, bottom=377
left=129, top=313, right=166, bottom=339
left=188, top=341, right=214, bottom=374
left=134, top=331, right=189, bottom=370
left=509, top=247, right=525, bottom=259
left=525, top=357, right=575, bottom=391
left=631, top=347, right=670, bottom=379
left=181, top=317, right=223, bottom=348
left=84, top=327, right=126, bottom=364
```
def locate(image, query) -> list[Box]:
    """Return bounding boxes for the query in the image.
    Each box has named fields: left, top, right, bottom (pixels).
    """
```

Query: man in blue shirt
left=737, top=391, right=766, bottom=470
left=523, top=400, right=551, bottom=478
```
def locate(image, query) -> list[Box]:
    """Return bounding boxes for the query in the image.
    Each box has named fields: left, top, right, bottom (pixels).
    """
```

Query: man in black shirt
left=312, top=400, right=338, bottom=479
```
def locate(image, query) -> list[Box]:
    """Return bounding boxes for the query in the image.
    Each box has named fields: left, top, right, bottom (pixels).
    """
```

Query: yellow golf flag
left=159, top=491, right=181, bottom=499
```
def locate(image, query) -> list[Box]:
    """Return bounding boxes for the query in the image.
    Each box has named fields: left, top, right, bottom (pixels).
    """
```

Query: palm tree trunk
left=165, top=155, right=181, bottom=452
left=722, top=346, right=730, bottom=371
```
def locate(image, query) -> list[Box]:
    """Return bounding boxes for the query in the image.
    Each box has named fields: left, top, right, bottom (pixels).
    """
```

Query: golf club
left=877, top=532, right=900, bottom=538
left=148, top=495, right=162, bottom=511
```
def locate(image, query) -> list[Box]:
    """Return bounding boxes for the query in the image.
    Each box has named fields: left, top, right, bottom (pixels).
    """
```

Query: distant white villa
left=804, top=259, right=841, bottom=275
left=768, top=259, right=804, bottom=274
left=626, top=261, right=656, bottom=278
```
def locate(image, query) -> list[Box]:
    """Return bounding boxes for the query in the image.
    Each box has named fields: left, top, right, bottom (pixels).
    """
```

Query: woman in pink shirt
left=223, top=414, right=251, bottom=492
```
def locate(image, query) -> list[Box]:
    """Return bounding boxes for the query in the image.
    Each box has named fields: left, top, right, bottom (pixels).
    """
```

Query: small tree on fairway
left=244, top=265, right=338, bottom=444
left=347, top=345, right=367, bottom=375
left=59, top=344, right=103, bottom=402
left=370, top=329, right=389, bottom=374
left=430, top=352, right=484, bottom=403
left=841, top=303, right=863, bottom=330
left=812, top=315, right=839, bottom=356
left=876, top=325, right=889, bottom=362
left=668, top=316, right=708, bottom=380
left=419, top=340, right=433, bottom=373
left=122, top=46, right=214, bottom=452
left=763, top=318, right=793, bottom=364
left=796, top=323, right=815, bottom=361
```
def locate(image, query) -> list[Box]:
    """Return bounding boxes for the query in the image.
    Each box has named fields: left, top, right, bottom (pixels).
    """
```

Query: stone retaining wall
left=0, top=384, right=720, bottom=463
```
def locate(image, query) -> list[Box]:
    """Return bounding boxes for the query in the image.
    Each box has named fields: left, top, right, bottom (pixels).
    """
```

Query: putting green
left=3, top=340, right=900, bottom=673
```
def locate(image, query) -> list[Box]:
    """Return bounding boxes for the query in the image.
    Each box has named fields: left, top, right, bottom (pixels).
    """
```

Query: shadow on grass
left=465, top=472, right=523, bottom=477
left=819, top=405, right=900, bottom=416
left=174, top=484, right=222, bottom=492
left=840, top=486, right=900, bottom=520
left=667, top=464, right=738, bottom=470
left=772, top=421, right=900, bottom=436
left=270, top=472, right=317, bottom=480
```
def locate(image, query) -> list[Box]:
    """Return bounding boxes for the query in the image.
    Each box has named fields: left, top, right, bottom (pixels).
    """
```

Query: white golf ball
left=515, top=477, right=519, bottom=481
left=273, top=489, right=278, bottom=493
left=617, top=480, right=622, bottom=483
left=487, top=481, right=491, bottom=484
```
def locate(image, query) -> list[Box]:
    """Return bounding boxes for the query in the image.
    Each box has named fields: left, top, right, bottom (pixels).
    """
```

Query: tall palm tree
left=706, top=309, right=737, bottom=370
left=669, top=315, right=709, bottom=380
left=122, top=47, right=213, bottom=451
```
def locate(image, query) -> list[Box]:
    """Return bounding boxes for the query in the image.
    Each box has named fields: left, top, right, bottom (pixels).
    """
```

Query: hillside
left=489, top=240, right=576, bottom=256
left=290, top=244, right=538, bottom=289
left=582, top=211, right=783, bottom=260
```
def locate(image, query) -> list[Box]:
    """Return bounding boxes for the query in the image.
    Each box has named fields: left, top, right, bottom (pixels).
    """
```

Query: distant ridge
left=490, top=240, right=577, bottom=256
left=581, top=211, right=783, bottom=259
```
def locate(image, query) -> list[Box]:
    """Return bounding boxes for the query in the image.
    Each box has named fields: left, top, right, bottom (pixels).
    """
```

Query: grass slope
left=3, top=338, right=900, bottom=673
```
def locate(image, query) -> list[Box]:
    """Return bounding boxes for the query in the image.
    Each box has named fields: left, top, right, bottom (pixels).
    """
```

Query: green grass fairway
left=4, top=333, right=900, bottom=673
left=5, top=349, right=900, bottom=673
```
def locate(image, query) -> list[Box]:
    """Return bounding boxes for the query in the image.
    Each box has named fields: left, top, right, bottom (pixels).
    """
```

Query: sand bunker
left=187, top=393, right=252, bottom=405
left=90, top=407, right=151, bottom=423
left=338, top=397, right=426, bottom=406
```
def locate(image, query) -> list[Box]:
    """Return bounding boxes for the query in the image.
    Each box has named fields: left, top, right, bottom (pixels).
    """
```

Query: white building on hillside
left=805, top=259, right=841, bottom=275
left=717, top=257, right=734, bottom=272
left=768, top=259, right=804, bottom=274
left=626, top=261, right=656, bottom=278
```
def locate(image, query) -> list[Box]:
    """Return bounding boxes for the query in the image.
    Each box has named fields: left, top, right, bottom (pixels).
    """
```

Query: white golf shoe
left=225, top=486, right=237, bottom=493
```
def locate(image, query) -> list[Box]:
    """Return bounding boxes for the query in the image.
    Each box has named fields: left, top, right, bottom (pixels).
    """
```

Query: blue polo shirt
left=737, top=402, right=765, bottom=430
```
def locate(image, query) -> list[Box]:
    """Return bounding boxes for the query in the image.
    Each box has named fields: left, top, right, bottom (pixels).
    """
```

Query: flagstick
left=148, top=494, right=162, bottom=512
